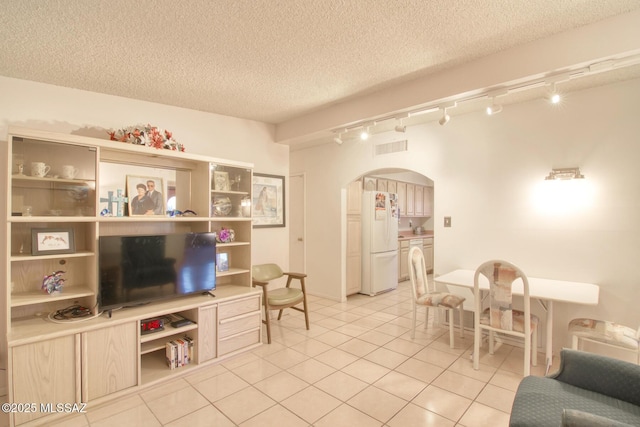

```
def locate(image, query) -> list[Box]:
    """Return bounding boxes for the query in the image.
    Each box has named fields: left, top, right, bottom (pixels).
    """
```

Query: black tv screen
left=98, top=233, right=216, bottom=311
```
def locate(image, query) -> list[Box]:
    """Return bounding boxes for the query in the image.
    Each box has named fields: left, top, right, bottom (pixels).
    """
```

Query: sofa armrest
left=562, top=409, right=635, bottom=427
left=551, top=349, right=640, bottom=407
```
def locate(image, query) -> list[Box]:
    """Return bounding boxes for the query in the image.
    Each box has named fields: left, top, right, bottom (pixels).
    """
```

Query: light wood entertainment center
left=2, top=127, right=261, bottom=426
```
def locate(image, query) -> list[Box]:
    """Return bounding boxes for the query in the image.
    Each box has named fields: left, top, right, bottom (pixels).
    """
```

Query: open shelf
left=11, top=287, right=94, bottom=307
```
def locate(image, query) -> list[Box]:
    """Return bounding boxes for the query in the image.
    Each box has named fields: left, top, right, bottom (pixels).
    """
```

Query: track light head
left=394, top=118, right=406, bottom=133
left=548, top=83, right=561, bottom=104
left=486, top=104, right=503, bottom=115
left=360, top=127, right=370, bottom=140
left=438, top=109, right=450, bottom=126
left=437, top=102, right=456, bottom=126
left=333, top=134, right=343, bottom=145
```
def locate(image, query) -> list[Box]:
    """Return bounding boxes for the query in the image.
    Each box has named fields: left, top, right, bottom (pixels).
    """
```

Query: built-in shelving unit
left=2, top=127, right=262, bottom=426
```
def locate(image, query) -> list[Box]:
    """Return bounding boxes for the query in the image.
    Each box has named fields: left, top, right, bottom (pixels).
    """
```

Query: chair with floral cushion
left=473, top=260, right=538, bottom=376
left=408, top=246, right=465, bottom=347
left=568, top=318, right=640, bottom=364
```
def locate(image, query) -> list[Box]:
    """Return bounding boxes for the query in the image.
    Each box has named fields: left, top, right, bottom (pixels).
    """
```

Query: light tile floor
left=2, top=280, right=555, bottom=427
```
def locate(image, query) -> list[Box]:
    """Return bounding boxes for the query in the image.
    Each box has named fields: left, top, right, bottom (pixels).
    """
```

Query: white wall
left=290, top=77, right=640, bottom=356
left=0, top=76, right=290, bottom=268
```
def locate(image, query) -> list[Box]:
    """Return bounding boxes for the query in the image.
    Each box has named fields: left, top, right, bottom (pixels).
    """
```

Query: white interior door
left=289, top=174, right=305, bottom=273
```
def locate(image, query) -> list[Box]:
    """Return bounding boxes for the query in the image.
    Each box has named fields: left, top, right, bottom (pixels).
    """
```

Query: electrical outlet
left=444, top=216, right=452, bottom=227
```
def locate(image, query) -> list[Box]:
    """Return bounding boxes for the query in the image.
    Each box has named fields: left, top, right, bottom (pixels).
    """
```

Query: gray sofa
left=510, top=348, right=640, bottom=426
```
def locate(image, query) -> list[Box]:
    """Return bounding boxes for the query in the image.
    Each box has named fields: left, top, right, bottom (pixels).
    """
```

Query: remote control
left=171, top=319, right=193, bottom=328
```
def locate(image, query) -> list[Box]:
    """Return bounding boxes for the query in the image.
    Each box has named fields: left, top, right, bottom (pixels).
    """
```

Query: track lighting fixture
left=438, top=101, right=456, bottom=126
left=486, top=97, right=503, bottom=115
left=394, top=119, right=406, bottom=133
left=333, top=133, right=343, bottom=145
left=486, top=89, right=507, bottom=116
left=438, top=108, right=450, bottom=126
left=548, top=82, right=561, bottom=104
left=360, top=127, right=370, bottom=140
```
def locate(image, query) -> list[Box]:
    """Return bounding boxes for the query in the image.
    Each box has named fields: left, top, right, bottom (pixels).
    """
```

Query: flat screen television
left=98, top=232, right=216, bottom=312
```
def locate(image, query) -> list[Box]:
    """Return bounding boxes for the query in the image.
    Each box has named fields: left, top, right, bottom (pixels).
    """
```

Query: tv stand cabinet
left=2, top=127, right=261, bottom=426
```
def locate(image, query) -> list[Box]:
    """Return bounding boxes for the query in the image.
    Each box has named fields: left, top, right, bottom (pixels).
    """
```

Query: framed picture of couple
left=126, top=175, right=165, bottom=216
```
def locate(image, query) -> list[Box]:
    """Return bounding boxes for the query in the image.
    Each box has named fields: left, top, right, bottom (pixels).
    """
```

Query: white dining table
left=435, top=269, right=599, bottom=370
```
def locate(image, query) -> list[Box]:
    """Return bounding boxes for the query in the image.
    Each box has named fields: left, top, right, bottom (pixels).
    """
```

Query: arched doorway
left=345, top=168, right=434, bottom=298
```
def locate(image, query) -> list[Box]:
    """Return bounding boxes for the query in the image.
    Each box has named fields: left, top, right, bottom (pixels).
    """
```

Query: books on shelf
left=165, top=336, right=194, bottom=369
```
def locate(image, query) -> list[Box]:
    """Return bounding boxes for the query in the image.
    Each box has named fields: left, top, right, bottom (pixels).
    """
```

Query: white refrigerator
left=361, top=191, right=399, bottom=296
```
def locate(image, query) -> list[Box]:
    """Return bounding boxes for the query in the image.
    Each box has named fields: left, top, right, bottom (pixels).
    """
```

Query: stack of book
left=165, top=336, right=194, bottom=369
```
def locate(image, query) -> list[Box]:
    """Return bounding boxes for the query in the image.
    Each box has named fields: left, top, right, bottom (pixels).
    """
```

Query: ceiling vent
left=374, top=140, right=408, bottom=156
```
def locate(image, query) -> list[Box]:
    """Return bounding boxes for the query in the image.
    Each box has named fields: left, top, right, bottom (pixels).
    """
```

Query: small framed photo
left=126, top=175, right=165, bottom=215
left=216, top=252, right=229, bottom=272
left=31, top=228, right=75, bottom=255
left=214, top=171, right=230, bottom=191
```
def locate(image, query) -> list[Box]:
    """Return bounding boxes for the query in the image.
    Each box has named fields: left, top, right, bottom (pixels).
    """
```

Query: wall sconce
left=545, top=167, right=584, bottom=180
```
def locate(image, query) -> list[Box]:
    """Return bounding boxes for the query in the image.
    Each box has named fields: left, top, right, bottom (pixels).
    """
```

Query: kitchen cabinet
left=414, top=185, right=424, bottom=216
left=423, top=186, right=433, bottom=217
left=396, top=182, right=407, bottom=217
left=376, top=179, right=388, bottom=192
left=363, top=177, right=377, bottom=191
left=406, top=184, right=415, bottom=216
left=423, top=237, right=434, bottom=273
left=387, top=180, right=397, bottom=194
left=399, top=240, right=409, bottom=281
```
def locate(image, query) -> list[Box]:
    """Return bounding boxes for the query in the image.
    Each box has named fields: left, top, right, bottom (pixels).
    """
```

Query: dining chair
left=408, top=246, right=465, bottom=347
left=252, top=263, right=309, bottom=344
left=473, top=260, right=538, bottom=376
left=568, top=318, right=640, bottom=364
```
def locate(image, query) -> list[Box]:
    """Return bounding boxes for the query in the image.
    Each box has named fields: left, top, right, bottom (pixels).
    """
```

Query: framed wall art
left=252, top=173, right=285, bottom=228
left=31, top=228, right=75, bottom=255
left=126, top=175, right=165, bottom=215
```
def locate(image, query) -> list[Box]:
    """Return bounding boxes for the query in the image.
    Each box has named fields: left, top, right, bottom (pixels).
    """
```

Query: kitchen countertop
left=398, top=232, right=434, bottom=241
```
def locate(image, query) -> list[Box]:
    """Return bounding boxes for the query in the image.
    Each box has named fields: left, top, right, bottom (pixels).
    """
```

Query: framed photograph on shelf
left=213, top=171, right=230, bottom=191
left=216, top=252, right=229, bottom=272
left=252, top=173, right=285, bottom=228
left=31, top=228, right=75, bottom=255
left=126, top=175, right=165, bottom=215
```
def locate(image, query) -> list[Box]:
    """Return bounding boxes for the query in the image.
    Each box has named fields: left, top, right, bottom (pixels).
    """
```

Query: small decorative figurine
left=100, top=189, right=128, bottom=216
left=42, top=270, right=65, bottom=294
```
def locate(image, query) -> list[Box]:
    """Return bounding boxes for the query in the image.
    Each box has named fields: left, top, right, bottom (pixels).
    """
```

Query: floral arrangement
left=216, top=227, right=235, bottom=243
left=108, top=124, right=185, bottom=152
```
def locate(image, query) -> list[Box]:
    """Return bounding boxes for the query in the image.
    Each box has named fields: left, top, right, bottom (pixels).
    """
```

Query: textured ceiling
left=1, top=0, right=640, bottom=128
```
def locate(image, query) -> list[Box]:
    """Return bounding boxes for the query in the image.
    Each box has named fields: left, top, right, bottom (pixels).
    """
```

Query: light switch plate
left=444, top=216, right=451, bottom=227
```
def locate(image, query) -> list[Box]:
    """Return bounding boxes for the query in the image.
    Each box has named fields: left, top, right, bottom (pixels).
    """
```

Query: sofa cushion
left=510, top=376, right=640, bottom=427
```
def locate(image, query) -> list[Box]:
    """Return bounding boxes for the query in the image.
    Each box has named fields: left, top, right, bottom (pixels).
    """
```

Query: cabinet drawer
left=219, top=329, right=261, bottom=355
left=218, top=295, right=260, bottom=320
left=400, top=240, right=409, bottom=248
left=422, top=237, right=433, bottom=245
left=219, top=311, right=261, bottom=338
